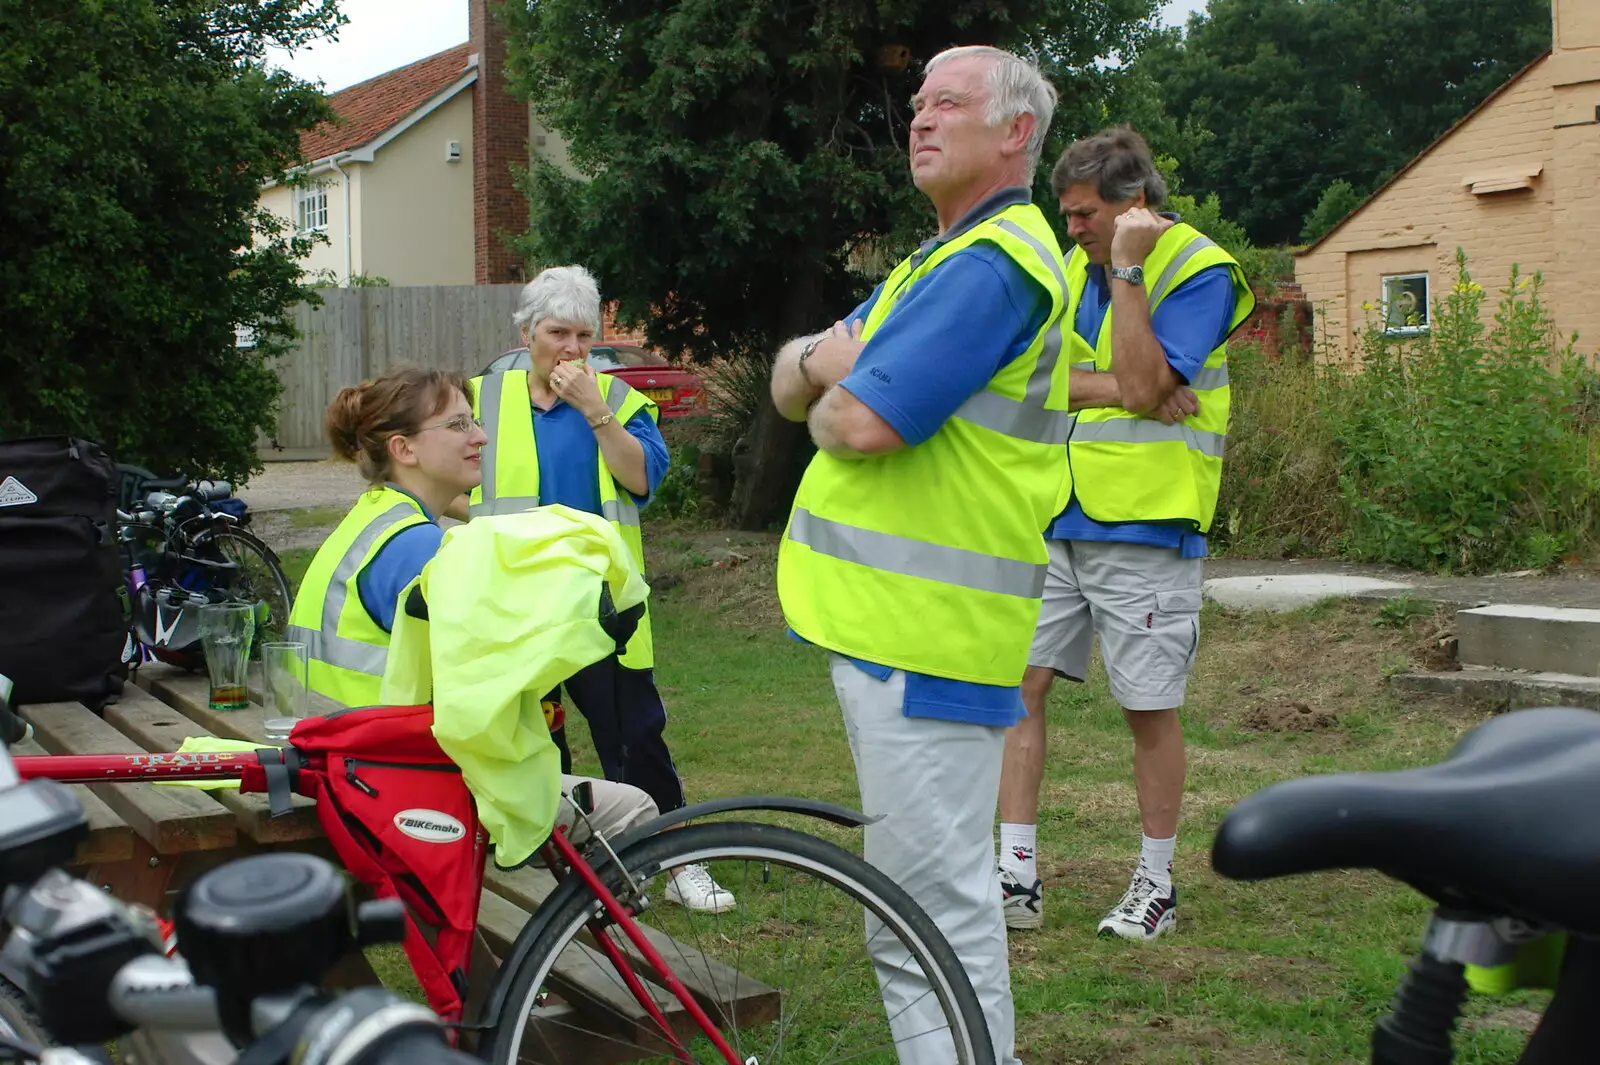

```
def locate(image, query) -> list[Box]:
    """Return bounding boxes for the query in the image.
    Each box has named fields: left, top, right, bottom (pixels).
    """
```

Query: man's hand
left=1150, top=385, right=1199, bottom=426
left=804, top=319, right=866, bottom=390
left=1110, top=207, right=1175, bottom=268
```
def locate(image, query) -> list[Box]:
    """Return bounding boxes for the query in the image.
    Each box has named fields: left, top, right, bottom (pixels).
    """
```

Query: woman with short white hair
left=463, top=265, right=735, bottom=914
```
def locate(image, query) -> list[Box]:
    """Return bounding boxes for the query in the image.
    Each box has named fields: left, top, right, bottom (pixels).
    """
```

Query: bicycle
left=0, top=699, right=481, bottom=1065
left=114, top=465, right=293, bottom=662
left=0, top=677, right=994, bottom=1065
left=1212, top=704, right=1600, bottom=1065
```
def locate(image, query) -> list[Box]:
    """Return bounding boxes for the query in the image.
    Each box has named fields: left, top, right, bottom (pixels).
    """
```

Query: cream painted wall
left=1295, top=61, right=1558, bottom=360
left=258, top=175, right=351, bottom=282
left=356, top=91, right=475, bottom=285
left=530, top=111, right=580, bottom=178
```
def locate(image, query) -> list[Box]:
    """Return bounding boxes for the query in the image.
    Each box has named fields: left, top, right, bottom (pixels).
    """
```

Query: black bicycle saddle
left=1212, top=707, right=1600, bottom=934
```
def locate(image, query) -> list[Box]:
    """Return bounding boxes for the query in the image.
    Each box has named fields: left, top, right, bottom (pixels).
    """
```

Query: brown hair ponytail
left=323, top=367, right=472, bottom=483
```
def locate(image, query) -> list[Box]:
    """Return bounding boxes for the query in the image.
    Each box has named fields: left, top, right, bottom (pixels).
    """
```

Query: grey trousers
left=830, top=656, right=1020, bottom=1065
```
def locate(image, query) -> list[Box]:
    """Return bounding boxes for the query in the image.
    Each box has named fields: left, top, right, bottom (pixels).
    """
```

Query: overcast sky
left=269, top=0, right=1210, bottom=93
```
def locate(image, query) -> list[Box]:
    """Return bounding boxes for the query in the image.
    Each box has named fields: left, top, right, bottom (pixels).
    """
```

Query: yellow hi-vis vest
left=467, top=369, right=658, bottom=670
left=1066, top=223, right=1255, bottom=533
left=778, top=202, right=1073, bottom=687
left=287, top=486, right=431, bottom=706
left=379, top=506, right=650, bottom=868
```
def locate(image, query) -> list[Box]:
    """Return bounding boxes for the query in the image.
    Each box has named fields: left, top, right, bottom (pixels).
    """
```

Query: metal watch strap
left=1110, top=264, right=1144, bottom=286
left=797, top=336, right=822, bottom=387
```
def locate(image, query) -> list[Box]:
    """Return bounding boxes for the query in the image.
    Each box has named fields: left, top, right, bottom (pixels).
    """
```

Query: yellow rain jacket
left=379, top=505, right=650, bottom=868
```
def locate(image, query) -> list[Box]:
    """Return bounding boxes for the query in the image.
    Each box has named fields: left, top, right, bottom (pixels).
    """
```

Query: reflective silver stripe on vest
left=605, top=377, right=634, bottom=414
left=290, top=502, right=419, bottom=676
left=1071, top=419, right=1226, bottom=459
left=1148, top=236, right=1219, bottom=307
left=1189, top=364, right=1229, bottom=391
left=789, top=507, right=1046, bottom=599
left=602, top=497, right=641, bottom=527
left=475, top=371, right=506, bottom=514
left=1070, top=361, right=1097, bottom=373
left=950, top=218, right=1073, bottom=445
left=471, top=496, right=540, bottom=517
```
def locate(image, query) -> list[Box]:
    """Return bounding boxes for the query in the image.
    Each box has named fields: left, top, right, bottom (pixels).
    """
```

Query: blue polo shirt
left=1047, top=248, right=1238, bottom=557
left=524, top=397, right=670, bottom=515
left=355, top=486, right=442, bottom=632
left=790, top=186, right=1052, bottom=728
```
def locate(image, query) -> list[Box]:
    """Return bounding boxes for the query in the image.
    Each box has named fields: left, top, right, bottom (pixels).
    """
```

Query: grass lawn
left=275, top=516, right=1546, bottom=1063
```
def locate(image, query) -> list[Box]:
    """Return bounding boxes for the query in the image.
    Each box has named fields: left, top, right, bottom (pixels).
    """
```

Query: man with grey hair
left=771, top=44, right=1069, bottom=1065
left=464, top=264, right=736, bottom=914
left=994, top=127, right=1255, bottom=940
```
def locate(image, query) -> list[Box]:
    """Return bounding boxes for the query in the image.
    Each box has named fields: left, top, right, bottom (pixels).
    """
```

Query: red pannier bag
left=239, top=704, right=486, bottom=1025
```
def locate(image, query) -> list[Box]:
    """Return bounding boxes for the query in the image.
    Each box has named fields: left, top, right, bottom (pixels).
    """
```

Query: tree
left=0, top=0, right=343, bottom=482
left=1301, top=179, right=1365, bottom=243
left=1141, top=0, right=1550, bottom=245
left=502, top=0, right=1162, bottom=530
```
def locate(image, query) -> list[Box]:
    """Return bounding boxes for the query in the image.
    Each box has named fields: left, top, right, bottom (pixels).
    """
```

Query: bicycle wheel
left=0, top=974, right=53, bottom=1053
left=481, top=821, right=993, bottom=1065
left=207, top=528, right=294, bottom=646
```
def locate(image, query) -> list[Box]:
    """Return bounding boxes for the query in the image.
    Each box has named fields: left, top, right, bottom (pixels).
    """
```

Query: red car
left=482, top=343, right=707, bottom=418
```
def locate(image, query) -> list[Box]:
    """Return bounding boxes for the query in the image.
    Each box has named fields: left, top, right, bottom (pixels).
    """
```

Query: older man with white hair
left=771, top=45, right=1071, bottom=1065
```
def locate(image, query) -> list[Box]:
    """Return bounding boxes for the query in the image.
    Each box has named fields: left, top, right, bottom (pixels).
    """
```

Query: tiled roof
left=300, top=44, right=475, bottom=162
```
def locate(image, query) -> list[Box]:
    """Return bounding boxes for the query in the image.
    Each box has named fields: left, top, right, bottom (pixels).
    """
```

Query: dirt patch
left=1241, top=698, right=1338, bottom=732
left=1465, top=1007, right=1543, bottom=1033
left=239, top=458, right=364, bottom=512
left=648, top=521, right=784, bottom=629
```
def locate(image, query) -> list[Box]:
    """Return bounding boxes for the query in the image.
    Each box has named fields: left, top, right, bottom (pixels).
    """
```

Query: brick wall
left=469, top=0, right=529, bottom=285
left=601, top=304, right=647, bottom=345
left=1238, top=283, right=1314, bottom=359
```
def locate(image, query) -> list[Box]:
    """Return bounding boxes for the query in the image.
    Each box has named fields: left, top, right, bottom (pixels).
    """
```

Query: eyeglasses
left=413, top=414, right=483, bottom=435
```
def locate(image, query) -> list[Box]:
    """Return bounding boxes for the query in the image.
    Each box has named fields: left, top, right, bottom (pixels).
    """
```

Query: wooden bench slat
left=12, top=734, right=135, bottom=865
left=103, top=686, right=321, bottom=844
left=477, top=889, right=685, bottom=1049
left=20, top=701, right=236, bottom=854
left=484, top=863, right=779, bottom=1027
left=134, top=668, right=281, bottom=744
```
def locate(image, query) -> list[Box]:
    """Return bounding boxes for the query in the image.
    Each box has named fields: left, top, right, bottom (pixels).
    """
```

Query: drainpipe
left=328, top=154, right=353, bottom=285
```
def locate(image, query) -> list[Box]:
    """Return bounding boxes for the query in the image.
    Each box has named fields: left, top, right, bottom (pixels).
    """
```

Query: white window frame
left=294, top=183, right=329, bottom=233
left=1380, top=273, right=1430, bottom=335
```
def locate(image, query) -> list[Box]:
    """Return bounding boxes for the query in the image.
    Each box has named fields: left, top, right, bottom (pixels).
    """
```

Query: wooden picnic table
left=16, top=664, right=776, bottom=1062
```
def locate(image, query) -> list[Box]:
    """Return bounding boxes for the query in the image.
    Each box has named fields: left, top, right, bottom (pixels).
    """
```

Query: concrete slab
left=1202, top=573, right=1413, bottom=612
left=1390, top=668, right=1600, bottom=712
left=1456, top=604, right=1600, bottom=676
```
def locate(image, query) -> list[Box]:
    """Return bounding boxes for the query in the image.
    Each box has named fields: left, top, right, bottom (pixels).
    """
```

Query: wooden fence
left=267, top=285, right=525, bottom=451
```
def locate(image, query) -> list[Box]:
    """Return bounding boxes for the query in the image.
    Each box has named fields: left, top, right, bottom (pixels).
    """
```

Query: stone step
left=1390, top=668, right=1600, bottom=712
left=1456, top=605, right=1600, bottom=676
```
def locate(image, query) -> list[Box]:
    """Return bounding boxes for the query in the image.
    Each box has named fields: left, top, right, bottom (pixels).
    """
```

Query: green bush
left=644, top=442, right=702, bottom=520
left=1211, top=339, right=1347, bottom=558
left=1330, top=253, right=1600, bottom=573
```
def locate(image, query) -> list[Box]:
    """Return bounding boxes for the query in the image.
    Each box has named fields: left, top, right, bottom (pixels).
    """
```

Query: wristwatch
left=797, top=336, right=823, bottom=387
left=1110, top=264, right=1145, bottom=286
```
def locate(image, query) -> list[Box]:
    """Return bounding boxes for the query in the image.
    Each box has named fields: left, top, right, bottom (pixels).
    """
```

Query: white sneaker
left=997, top=865, right=1043, bottom=931
left=1097, top=869, right=1177, bottom=941
left=664, top=864, right=737, bottom=914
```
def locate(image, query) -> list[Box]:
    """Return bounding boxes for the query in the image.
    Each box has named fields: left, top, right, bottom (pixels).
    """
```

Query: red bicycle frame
left=14, top=751, right=258, bottom=784
left=13, top=748, right=745, bottom=1065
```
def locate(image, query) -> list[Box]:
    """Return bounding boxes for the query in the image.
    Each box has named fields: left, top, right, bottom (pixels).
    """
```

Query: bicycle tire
left=206, top=528, right=294, bottom=644
left=480, top=820, right=994, bottom=1065
left=0, top=974, right=52, bottom=1053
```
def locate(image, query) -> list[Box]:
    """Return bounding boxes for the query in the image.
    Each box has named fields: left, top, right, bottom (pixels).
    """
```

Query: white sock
left=1140, top=834, right=1176, bottom=888
left=999, top=823, right=1038, bottom=881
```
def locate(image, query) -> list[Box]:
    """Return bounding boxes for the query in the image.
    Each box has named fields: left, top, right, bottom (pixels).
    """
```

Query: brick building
left=259, top=1, right=577, bottom=289
left=1295, top=0, right=1600, bottom=358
